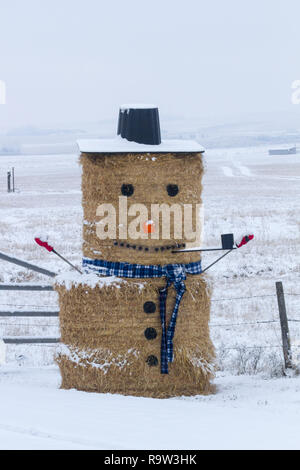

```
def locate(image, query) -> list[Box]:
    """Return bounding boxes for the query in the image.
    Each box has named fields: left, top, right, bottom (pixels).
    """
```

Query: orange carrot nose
left=143, top=220, right=155, bottom=234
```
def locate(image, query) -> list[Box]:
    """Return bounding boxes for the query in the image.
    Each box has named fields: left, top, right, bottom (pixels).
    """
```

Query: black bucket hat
left=117, top=104, right=161, bottom=145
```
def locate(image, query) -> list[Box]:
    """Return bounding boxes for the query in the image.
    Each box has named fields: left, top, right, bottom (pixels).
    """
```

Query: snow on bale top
left=55, top=271, right=146, bottom=291
left=77, top=137, right=205, bottom=154
left=55, top=271, right=125, bottom=290
left=120, top=103, right=158, bottom=110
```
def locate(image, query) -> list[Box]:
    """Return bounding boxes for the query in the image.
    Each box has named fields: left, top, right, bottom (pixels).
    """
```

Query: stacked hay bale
left=55, top=105, right=215, bottom=397
left=81, top=151, right=203, bottom=264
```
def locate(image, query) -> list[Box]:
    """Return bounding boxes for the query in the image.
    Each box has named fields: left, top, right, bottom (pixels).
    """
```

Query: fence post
left=12, top=167, right=15, bottom=192
left=276, top=281, right=293, bottom=370
left=7, top=171, right=11, bottom=193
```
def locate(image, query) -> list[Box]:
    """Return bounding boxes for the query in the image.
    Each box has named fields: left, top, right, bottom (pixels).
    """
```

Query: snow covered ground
left=0, top=366, right=300, bottom=450
left=0, top=143, right=300, bottom=449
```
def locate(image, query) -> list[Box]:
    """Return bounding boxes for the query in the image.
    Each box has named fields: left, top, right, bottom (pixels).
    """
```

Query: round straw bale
left=55, top=274, right=215, bottom=397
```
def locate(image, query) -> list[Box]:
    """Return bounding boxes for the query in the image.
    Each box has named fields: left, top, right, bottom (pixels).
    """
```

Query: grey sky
left=0, top=0, right=299, bottom=128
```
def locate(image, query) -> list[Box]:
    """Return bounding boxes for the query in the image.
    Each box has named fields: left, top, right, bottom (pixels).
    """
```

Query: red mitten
left=236, top=234, right=254, bottom=248
left=34, top=237, right=54, bottom=253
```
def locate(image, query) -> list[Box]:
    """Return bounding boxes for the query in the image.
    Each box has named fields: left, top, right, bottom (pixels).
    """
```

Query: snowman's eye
left=121, top=184, right=134, bottom=197
left=166, top=184, right=179, bottom=197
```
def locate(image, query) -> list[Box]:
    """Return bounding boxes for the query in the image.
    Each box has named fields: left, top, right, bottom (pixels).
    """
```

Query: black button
left=143, top=301, right=156, bottom=314
left=146, top=355, right=158, bottom=367
left=121, top=184, right=134, bottom=197
left=144, top=327, right=157, bottom=340
left=166, top=184, right=179, bottom=197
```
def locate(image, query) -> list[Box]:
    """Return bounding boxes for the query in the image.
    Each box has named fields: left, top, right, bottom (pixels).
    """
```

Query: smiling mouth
left=113, top=241, right=186, bottom=252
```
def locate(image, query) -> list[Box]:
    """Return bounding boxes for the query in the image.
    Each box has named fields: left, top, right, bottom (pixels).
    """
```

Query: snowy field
left=0, top=145, right=300, bottom=449
left=1, top=366, right=300, bottom=450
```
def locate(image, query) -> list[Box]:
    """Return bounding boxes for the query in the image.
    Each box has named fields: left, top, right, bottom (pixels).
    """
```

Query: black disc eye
left=146, top=355, right=158, bottom=367
left=121, top=184, right=134, bottom=197
left=166, top=184, right=179, bottom=197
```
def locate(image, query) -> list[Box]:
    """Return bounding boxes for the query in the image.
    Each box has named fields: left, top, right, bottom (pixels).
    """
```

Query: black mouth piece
left=113, top=242, right=186, bottom=252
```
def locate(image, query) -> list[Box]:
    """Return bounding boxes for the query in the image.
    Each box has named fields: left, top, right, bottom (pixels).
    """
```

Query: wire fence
left=211, top=292, right=300, bottom=302
left=0, top=282, right=299, bottom=364
left=0, top=303, right=58, bottom=308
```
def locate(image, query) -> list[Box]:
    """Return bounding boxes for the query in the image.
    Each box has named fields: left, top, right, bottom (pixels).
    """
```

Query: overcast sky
left=0, top=0, right=300, bottom=128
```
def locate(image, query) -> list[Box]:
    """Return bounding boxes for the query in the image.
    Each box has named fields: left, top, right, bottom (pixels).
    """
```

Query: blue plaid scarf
left=82, top=257, right=202, bottom=374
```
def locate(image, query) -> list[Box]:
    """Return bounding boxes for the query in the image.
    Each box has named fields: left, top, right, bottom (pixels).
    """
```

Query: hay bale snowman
left=56, top=105, right=215, bottom=397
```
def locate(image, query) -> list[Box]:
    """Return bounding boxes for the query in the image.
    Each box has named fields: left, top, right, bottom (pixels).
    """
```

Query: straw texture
left=80, top=152, right=204, bottom=265
left=55, top=275, right=215, bottom=397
